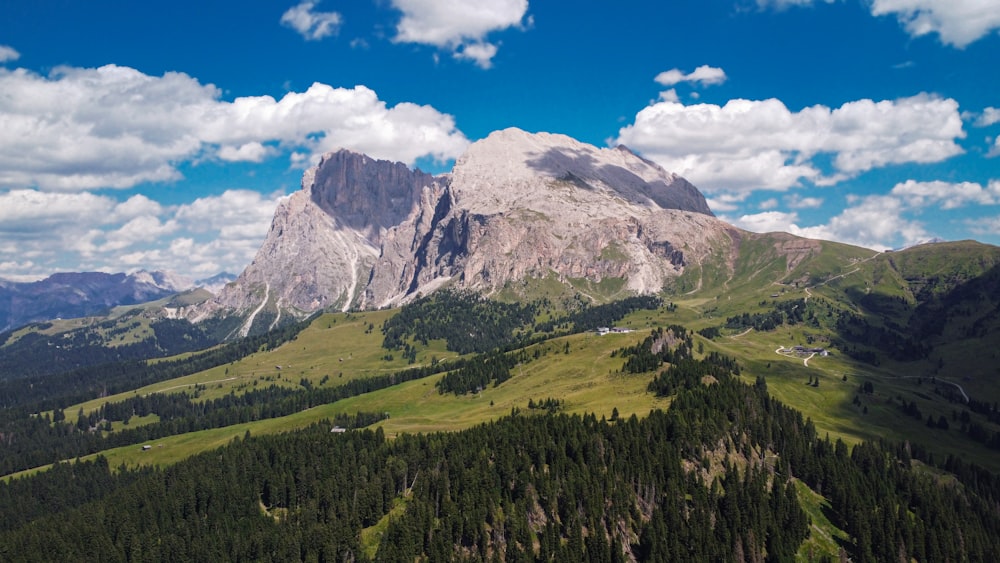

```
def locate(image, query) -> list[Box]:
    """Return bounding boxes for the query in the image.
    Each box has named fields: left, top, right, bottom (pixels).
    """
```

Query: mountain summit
left=193, top=128, right=731, bottom=335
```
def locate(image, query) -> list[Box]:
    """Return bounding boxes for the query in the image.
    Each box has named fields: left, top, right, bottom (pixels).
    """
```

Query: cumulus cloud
left=174, top=190, right=284, bottom=235
left=280, top=1, right=342, bottom=40
left=728, top=178, right=1000, bottom=250
left=391, top=0, right=529, bottom=68
left=869, top=0, right=1000, bottom=48
left=0, top=45, right=19, bottom=63
left=729, top=196, right=929, bottom=250
left=989, top=137, right=1000, bottom=158
left=890, top=179, right=1000, bottom=209
left=976, top=107, right=1000, bottom=127
left=759, top=0, right=1000, bottom=47
left=705, top=192, right=749, bottom=213
left=616, top=93, right=964, bottom=193
left=101, top=216, right=179, bottom=252
left=785, top=194, right=824, bottom=208
left=218, top=142, right=272, bottom=163
left=967, top=215, right=1000, bottom=236
left=0, top=190, right=116, bottom=235
left=759, top=198, right=780, bottom=210
left=0, top=65, right=469, bottom=191
left=0, top=188, right=285, bottom=281
left=730, top=210, right=804, bottom=234
left=654, top=65, right=727, bottom=87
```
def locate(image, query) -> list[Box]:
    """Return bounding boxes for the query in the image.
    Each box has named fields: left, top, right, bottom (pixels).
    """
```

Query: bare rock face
left=364, top=128, right=725, bottom=306
left=191, top=151, right=447, bottom=336
left=192, top=128, right=734, bottom=332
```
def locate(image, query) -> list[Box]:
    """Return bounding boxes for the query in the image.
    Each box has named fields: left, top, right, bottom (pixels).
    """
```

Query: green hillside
left=1, top=237, right=999, bottom=560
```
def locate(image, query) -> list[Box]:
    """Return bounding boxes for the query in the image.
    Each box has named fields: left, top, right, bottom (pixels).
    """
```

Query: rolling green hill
left=1, top=237, right=999, bottom=560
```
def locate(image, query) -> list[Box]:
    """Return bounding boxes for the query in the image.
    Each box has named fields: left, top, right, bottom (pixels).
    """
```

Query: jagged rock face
left=364, top=129, right=724, bottom=306
left=306, top=149, right=441, bottom=238
left=194, top=128, right=733, bottom=329
left=193, top=150, right=449, bottom=335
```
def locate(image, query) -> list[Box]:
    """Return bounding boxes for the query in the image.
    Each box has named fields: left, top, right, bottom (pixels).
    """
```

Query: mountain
left=0, top=270, right=191, bottom=332
left=193, top=128, right=738, bottom=334
left=193, top=272, right=237, bottom=295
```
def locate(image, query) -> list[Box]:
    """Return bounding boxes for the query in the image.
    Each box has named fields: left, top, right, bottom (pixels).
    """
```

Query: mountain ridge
left=192, top=128, right=737, bottom=332
left=0, top=270, right=190, bottom=332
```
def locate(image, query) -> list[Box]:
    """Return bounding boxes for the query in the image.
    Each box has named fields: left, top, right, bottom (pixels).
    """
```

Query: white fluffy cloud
left=0, top=65, right=469, bottom=192
left=967, top=215, right=1000, bottom=236
left=759, top=0, right=1000, bottom=47
left=976, top=107, right=1000, bottom=127
left=0, top=188, right=284, bottom=280
left=728, top=178, right=1000, bottom=250
left=989, top=137, right=1000, bottom=158
left=616, top=93, right=965, bottom=193
left=705, top=192, right=750, bottom=213
left=890, top=179, right=1000, bottom=208
left=280, top=1, right=342, bottom=40
left=174, top=190, right=283, bottom=236
left=218, top=142, right=272, bottom=163
left=729, top=196, right=929, bottom=250
left=0, top=45, right=20, bottom=63
left=785, top=194, right=824, bottom=209
left=654, top=65, right=727, bottom=87
left=391, top=0, right=529, bottom=68
left=0, top=190, right=116, bottom=235
left=870, top=0, right=1000, bottom=48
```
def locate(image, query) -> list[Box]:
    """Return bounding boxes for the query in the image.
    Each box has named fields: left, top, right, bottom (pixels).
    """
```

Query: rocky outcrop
left=193, top=128, right=734, bottom=332
left=191, top=150, right=450, bottom=335
left=364, top=129, right=725, bottom=306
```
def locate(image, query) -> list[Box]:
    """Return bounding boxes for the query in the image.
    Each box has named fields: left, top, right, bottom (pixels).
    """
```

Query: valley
left=1, top=134, right=998, bottom=561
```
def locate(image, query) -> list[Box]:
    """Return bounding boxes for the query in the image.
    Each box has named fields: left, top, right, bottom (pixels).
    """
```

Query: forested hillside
left=1, top=358, right=997, bottom=561
left=1, top=244, right=1000, bottom=561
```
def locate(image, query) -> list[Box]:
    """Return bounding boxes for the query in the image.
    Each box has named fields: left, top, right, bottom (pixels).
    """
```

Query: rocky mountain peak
left=192, top=129, right=733, bottom=334
left=451, top=128, right=713, bottom=216
left=305, top=149, right=443, bottom=242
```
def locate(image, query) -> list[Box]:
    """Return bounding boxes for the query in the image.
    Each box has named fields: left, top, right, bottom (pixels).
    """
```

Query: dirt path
left=897, top=375, right=970, bottom=403
left=730, top=328, right=753, bottom=338
left=775, top=346, right=817, bottom=367
left=150, top=376, right=240, bottom=394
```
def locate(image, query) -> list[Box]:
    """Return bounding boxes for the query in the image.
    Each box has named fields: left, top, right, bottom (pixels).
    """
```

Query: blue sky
left=0, top=0, right=998, bottom=280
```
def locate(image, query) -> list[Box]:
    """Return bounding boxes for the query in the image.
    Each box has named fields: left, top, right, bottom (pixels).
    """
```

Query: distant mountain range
left=0, top=270, right=235, bottom=333
left=7, top=128, right=1000, bottom=348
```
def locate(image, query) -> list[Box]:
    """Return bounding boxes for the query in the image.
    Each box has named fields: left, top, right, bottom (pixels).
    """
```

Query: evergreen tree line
left=647, top=352, right=742, bottom=397
left=382, top=292, right=663, bottom=359
left=2, top=357, right=997, bottom=561
left=381, top=290, right=542, bottom=355
left=612, top=325, right=693, bottom=374
left=436, top=349, right=531, bottom=395
left=0, top=316, right=228, bottom=383
left=834, top=312, right=930, bottom=361
left=724, top=299, right=807, bottom=332
left=526, top=397, right=563, bottom=413
left=0, top=313, right=319, bottom=412
left=0, top=355, right=454, bottom=475
left=0, top=389, right=806, bottom=561
left=533, top=295, right=663, bottom=334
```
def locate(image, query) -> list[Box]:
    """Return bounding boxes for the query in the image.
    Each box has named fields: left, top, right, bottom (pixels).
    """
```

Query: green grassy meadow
left=6, top=239, right=1000, bottom=563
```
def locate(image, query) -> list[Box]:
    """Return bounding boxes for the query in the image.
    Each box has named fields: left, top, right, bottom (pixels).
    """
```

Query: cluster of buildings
left=595, top=327, right=633, bottom=336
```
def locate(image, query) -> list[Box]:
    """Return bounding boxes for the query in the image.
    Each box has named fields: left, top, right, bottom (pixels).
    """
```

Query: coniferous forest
left=1, top=283, right=1000, bottom=561
left=1, top=351, right=998, bottom=562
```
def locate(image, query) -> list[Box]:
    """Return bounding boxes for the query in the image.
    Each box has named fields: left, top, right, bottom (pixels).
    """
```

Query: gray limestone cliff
left=191, top=128, right=734, bottom=334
